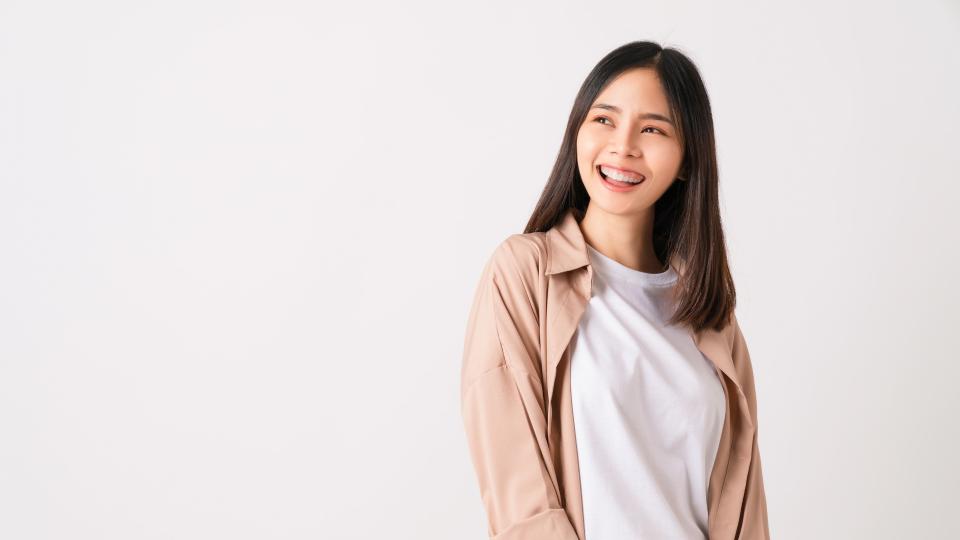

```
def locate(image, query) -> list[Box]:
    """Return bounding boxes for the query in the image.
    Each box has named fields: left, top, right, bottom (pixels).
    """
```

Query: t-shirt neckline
left=585, top=243, right=677, bottom=287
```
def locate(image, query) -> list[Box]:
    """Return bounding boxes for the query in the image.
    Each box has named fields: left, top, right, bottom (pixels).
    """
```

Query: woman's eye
left=593, top=117, right=663, bottom=135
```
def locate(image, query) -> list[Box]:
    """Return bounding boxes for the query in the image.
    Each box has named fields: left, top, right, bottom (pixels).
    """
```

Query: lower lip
left=598, top=167, right=644, bottom=192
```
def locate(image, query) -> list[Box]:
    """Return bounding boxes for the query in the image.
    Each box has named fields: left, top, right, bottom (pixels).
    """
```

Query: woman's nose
left=609, top=128, right=642, bottom=157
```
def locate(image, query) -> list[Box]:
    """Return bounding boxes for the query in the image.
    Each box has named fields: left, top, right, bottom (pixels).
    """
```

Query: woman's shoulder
left=480, top=231, right=549, bottom=288
left=491, top=232, right=547, bottom=273
left=492, top=232, right=547, bottom=268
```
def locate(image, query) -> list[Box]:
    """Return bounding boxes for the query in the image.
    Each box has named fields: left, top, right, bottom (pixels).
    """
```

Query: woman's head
left=525, top=41, right=736, bottom=333
left=575, top=65, right=686, bottom=218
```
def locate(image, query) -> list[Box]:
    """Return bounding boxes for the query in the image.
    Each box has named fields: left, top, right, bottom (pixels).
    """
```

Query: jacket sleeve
left=731, top=313, right=772, bottom=539
left=460, top=241, right=579, bottom=540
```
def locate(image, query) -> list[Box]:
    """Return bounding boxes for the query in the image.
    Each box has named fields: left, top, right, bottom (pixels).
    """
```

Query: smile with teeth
left=598, top=165, right=645, bottom=184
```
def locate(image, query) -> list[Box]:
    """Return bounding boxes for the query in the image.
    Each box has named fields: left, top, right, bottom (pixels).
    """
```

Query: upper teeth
left=600, top=165, right=644, bottom=183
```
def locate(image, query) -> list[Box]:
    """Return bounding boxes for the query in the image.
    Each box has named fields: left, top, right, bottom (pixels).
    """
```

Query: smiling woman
left=527, top=41, right=731, bottom=332
left=461, top=41, right=770, bottom=540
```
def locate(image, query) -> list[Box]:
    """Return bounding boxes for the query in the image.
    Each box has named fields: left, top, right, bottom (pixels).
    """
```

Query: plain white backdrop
left=1, top=1, right=958, bottom=538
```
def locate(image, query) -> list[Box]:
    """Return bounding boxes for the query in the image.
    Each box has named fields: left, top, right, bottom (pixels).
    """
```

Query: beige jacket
left=460, top=208, right=770, bottom=539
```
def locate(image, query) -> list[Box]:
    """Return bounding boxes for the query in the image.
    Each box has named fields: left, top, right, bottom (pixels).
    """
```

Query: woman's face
left=576, top=67, right=685, bottom=216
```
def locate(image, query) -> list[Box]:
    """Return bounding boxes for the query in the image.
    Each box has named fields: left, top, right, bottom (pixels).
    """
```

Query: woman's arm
left=460, top=240, right=579, bottom=540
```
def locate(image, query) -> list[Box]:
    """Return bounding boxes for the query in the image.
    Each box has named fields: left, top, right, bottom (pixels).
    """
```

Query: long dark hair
left=524, top=41, right=736, bottom=334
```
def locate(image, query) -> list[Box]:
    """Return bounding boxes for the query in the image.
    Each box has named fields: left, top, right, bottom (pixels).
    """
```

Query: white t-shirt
left=570, top=242, right=727, bottom=540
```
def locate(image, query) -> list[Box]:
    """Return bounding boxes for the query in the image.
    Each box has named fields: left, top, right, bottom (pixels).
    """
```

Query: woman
left=460, top=41, right=770, bottom=539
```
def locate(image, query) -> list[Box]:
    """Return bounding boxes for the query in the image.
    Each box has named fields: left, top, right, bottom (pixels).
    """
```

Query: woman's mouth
left=598, top=164, right=644, bottom=192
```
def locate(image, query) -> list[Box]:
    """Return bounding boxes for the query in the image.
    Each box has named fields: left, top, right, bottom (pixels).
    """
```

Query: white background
left=2, top=1, right=958, bottom=538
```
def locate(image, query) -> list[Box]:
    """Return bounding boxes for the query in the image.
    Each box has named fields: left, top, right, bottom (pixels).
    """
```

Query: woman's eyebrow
left=591, top=103, right=675, bottom=127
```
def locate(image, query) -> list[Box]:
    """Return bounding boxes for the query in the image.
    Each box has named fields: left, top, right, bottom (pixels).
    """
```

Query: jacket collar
left=545, top=208, right=590, bottom=276
left=546, top=207, right=688, bottom=277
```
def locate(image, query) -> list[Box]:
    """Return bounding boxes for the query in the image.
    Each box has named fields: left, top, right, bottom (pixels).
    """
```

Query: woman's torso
left=571, top=242, right=727, bottom=539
